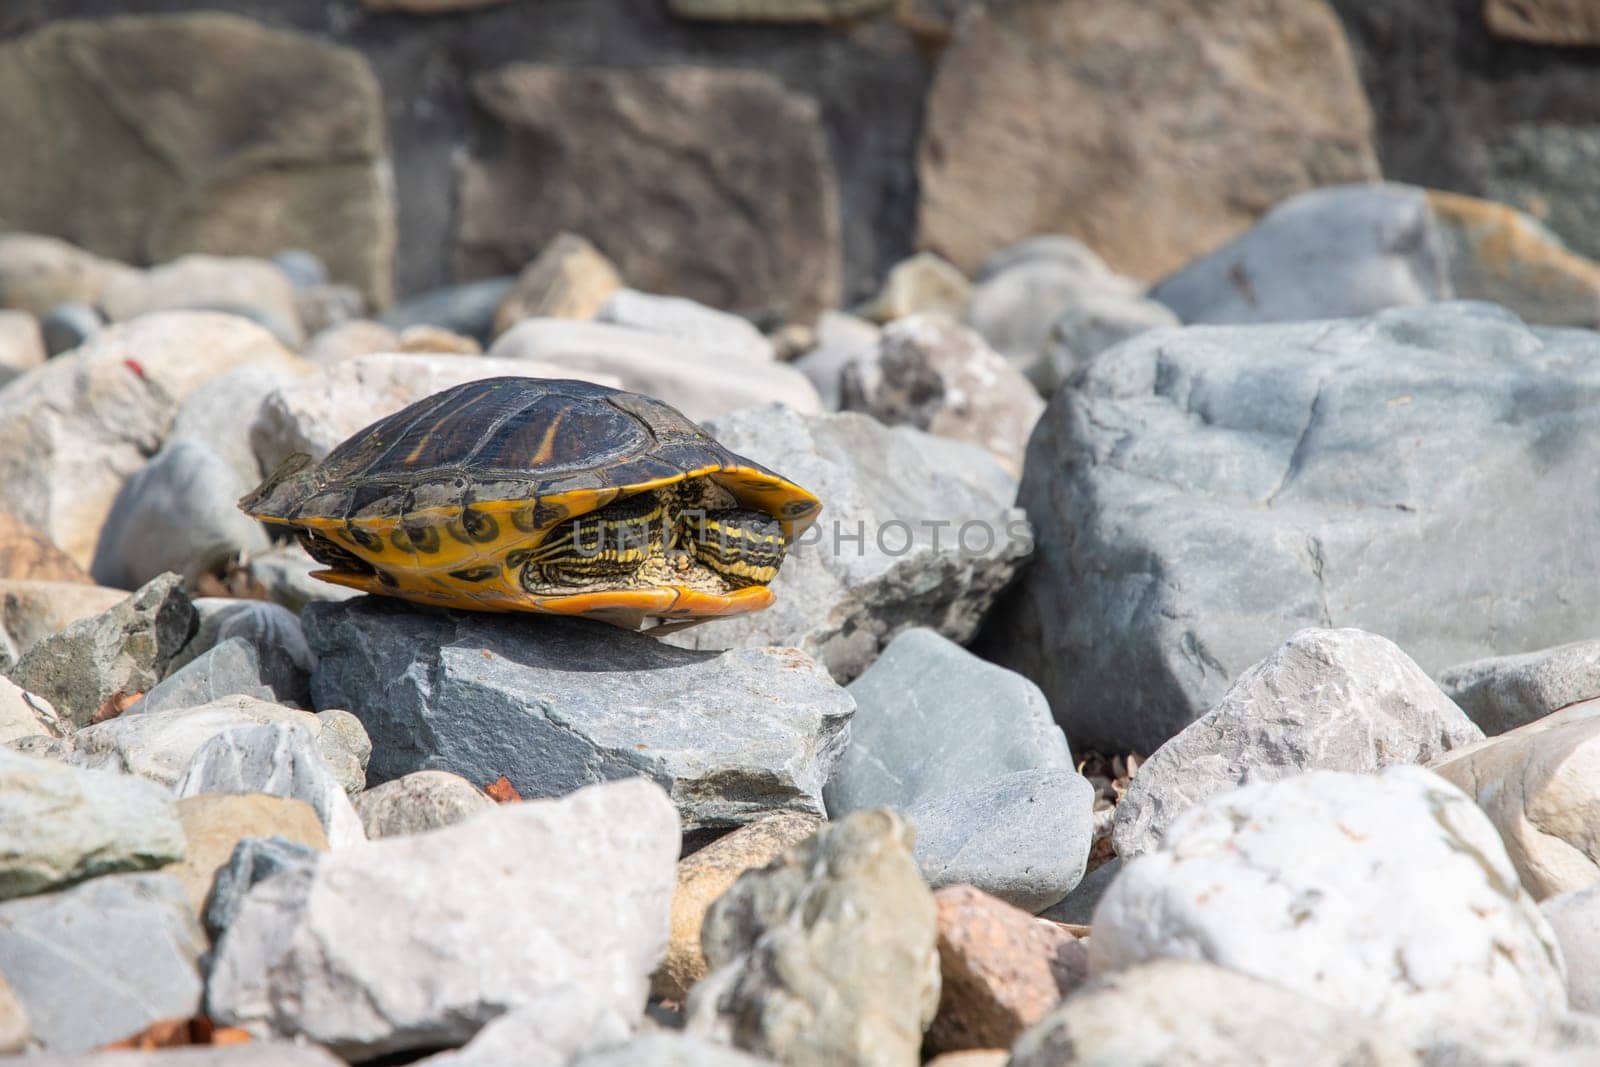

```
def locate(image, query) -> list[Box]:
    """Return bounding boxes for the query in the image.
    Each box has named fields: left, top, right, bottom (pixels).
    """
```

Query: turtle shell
left=239, top=377, right=821, bottom=628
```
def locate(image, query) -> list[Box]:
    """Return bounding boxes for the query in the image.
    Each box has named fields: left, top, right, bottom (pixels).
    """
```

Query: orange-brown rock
left=0, top=514, right=90, bottom=583
left=1486, top=0, right=1600, bottom=45
left=926, top=884, right=1088, bottom=1053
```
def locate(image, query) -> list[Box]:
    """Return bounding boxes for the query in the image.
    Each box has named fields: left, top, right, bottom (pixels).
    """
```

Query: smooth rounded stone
left=825, top=627, right=1073, bottom=816
left=859, top=252, right=972, bottom=323
left=927, top=885, right=1087, bottom=1054
left=669, top=0, right=890, bottom=17
left=10, top=573, right=196, bottom=728
left=203, top=835, right=321, bottom=943
left=457, top=66, right=839, bottom=324
left=0, top=974, right=25, bottom=1053
left=167, top=364, right=312, bottom=491
left=295, top=283, right=367, bottom=337
left=90, top=440, right=271, bottom=590
left=0, top=872, right=203, bottom=1053
left=301, top=319, right=400, bottom=364
left=0, top=675, right=62, bottom=746
left=248, top=353, right=621, bottom=473
left=39, top=303, right=103, bottom=358
left=174, top=722, right=365, bottom=848
left=1092, top=768, right=1568, bottom=1052
left=1151, top=184, right=1452, bottom=325
left=794, top=311, right=880, bottom=411
left=983, top=303, right=1600, bottom=755
left=1432, top=699, right=1600, bottom=900
left=70, top=695, right=362, bottom=794
left=1486, top=0, right=1600, bottom=43
left=841, top=313, right=1043, bottom=478
left=686, top=810, right=940, bottom=1067
left=1039, top=857, right=1120, bottom=926
left=489, top=319, right=820, bottom=421
left=100, top=255, right=305, bottom=348
left=313, top=709, right=371, bottom=796
left=352, top=770, right=493, bottom=839
left=569, top=1032, right=776, bottom=1066
left=273, top=250, right=329, bottom=290
left=1009, top=959, right=1418, bottom=1067
left=1113, top=628, right=1484, bottom=858
left=597, top=288, right=773, bottom=362
left=166, top=599, right=314, bottom=680
left=23, top=1048, right=347, bottom=1067
left=0, top=310, right=44, bottom=386
left=207, top=778, right=679, bottom=1060
left=413, top=1000, right=634, bottom=1067
left=1544, top=885, right=1600, bottom=1013
left=0, top=512, right=88, bottom=584
left=396, top=324, right=481, bottom=354
left=1440, top=639, right=1600, bottom=735
left=668, top=407, right=1030, bottom=683
left=966, top=242, right=1140, bottom=347
left=1033, top=291, right=1179, bottom=395
left=0, top=747, right=184, bottom=899
left=915, top=0, right=1377, bottom=281
left=908, top=769, right=1094, bottom=913
left=380, top=278, right=516, bottom=343
left=1428, top=190, right=1600, bottom=328
left=304, top=598, right=853, bottom=831
left=493, top=232, right=623, bottom=338
left=247, top=542, right=361, bottom=613
left=653, top=810, right=824, bottom=1001
left=170, top=794, right=327, bottom=920
left=0, top=234, right=139, bottom=317
left=132, top=637, right=305, bottom=718
left=0, top=579, right=125, bottom=675
left=0, top=311, right=300, bottom=567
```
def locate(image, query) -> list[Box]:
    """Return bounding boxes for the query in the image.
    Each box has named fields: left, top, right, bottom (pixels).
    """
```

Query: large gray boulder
left=669, top=406, right=1031, bottom=683
left=206, top=778, right=679, bottom=1060
left=0, top=748, right=184, bottom=899
left=1112, top=628, right=1484, bottom=858
left=0, top=873, right=203, bottom=1053
left=305, top=598, right=853, bottom=831
left=985, top=303, right=1600, bottom=754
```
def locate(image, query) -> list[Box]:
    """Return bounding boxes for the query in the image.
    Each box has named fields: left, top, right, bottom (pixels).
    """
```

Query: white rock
left=206, top=777, right=679, bottom=1060
left=490, top=319, right=821, bottom=421
left=1092, top=767, right=1568, bottom=1052
left=597, top=288, right=774, bottom=362
left=0, top=676, right=61, bottom=746
left=1113, top=628, right=1484, bottom=857
left=0, top=310, right=44, bottom=387
left=249, top=353, right=622, bottom=472
left=793, top=311, right=879, bottom=410
left=174, top=722, right=365, bottom=848
left=0, top=312, right=301, bottom=566
left=1432, top=698, right=1600, bottom=899
left=412, top=998, right=632, bottom=1067
left=1544, top=885, right=1600, bottom=1014
left=100, top=254, right=305, bottom=347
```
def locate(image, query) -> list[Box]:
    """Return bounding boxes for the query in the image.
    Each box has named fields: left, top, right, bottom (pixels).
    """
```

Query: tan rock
left=1486, top=0, right=1600, bottom=44
left=1432, top=698, right=1600, bottom=900
left=0, top=233, right=140, bottom=317
left=668, top=0, right=892, bottom=19
left=0, top=675, right=63, bottom=746
left=0, top=310, right=44, bottom=383
left=0, top=312, right=300, bottom=566
left=0, top=579, right=133, bottom=672
left=364, top=0, right=509, bottom=11
left=171, top=793, right=328, bottom=921
left=652, top=811, right=823, bottom=1001
left=0, top=513, right=90, bottom=584
left=860, top=252, right=972, bottom=323
left=302, top=320, right=401, bottom=365
left=458, top=65, right=840, bottom=322
left=925, top=1053, right=1007, bottom=1067
left=927, top=885, right=1086, bottom=1053
left=0, top=14, right=394, bottom=305
left=397, top=324, right=483, bottom=354
left=1429, top=189, right=1600, bottom=327
left=354, top=770, right=494, bottom=839
left=0, top=973, right=27, bottom=1054
left=100, top=254, right=305, bottom=346
left=916, top=0, right=1378, bottom=281
left=493, top=232, right=623, bottom=338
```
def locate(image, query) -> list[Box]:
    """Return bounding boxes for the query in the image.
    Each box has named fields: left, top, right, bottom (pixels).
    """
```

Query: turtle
left=238, top=376, right=822, bottom=632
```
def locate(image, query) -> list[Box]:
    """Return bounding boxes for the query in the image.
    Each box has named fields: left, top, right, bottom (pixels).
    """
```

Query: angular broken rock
left=174, top=722, right=365, bottom=848
left=0, top=747, right=185, bottom=899
left=1112, top=628, right=1484, bottom=858
left=206, top=778, right=679, bottom=1060
left=305, top=597, right=853, bottom=831
left=9, top=572, right=196, bottom=728
left=686, top=810, right=940, bottom=1067
left=669, top=407, right=1030, bottom=684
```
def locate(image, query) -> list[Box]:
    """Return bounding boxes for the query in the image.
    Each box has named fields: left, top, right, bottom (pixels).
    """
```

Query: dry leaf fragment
left=485, top=775, right=523, bottom=803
